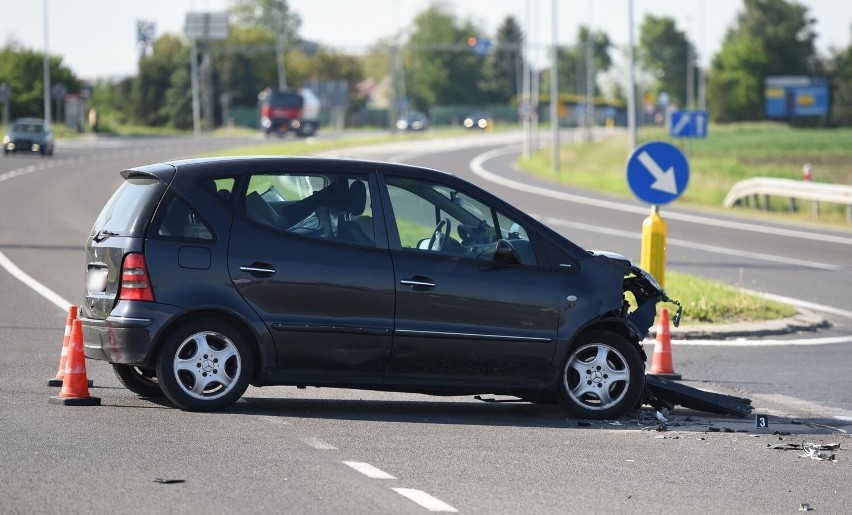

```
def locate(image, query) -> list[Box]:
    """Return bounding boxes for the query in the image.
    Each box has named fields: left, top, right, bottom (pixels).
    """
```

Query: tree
left=130, top=35, right=191, bottom=128
left=829, top=28, right=852, bottom=126
left=543, top=26, right=612, bottom=99
left=404, top=4, right=486, bottom=109
left=638, top=15, right=698, bottom=107
left=483, top=16, right=524, bottom=103
left=0, top=42, right=79, bottom=121
left=229, top=0, right=301, bottom=44
left=708, top=0, right=817, bottom=122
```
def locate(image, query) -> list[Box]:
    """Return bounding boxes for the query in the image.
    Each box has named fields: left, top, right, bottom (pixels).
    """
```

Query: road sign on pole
left=670, top=110, right=708, bottom=138
left=626, top=141, right=690, bottom=205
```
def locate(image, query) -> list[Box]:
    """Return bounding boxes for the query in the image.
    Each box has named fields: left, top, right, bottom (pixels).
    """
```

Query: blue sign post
left=669, top=110, right=708, bottom=138
left=626, top=141, right=690, bottom=290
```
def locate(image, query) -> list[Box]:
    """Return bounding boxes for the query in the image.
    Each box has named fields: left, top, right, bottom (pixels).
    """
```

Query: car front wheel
left=557, top=329, right=645, bottom=419
left=156, top=320, right=253, bottom=412
left=112, top=364, right=163, bottom=397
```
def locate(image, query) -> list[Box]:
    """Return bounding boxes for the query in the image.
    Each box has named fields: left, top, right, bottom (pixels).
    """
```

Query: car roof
left=125, top=156, right=456, bottom=182
left=12, top=117, right=49, bottom=125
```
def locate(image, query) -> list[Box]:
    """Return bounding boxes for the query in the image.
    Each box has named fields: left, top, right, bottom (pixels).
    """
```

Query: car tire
left=112, top=364, right=163, bottom=397
left=557, top=329, right=645, bottom=420
left=156, top=319, right=253, bottom=412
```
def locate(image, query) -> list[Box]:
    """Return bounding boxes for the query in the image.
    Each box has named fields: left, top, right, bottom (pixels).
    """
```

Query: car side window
left=242, top=173, right=375, bottom=246
left=385, top=176, right=537, bottom=266
left=150, top=193, right=214, bottom=242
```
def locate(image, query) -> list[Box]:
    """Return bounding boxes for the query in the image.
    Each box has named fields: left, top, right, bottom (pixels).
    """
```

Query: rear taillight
left=119, top=253, right=155, bottom=302
left=261, top=105, right=271, bottom=117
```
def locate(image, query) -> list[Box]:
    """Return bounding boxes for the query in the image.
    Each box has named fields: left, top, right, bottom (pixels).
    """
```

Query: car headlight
left=478, top=119, right=488, bottom=129
left=2, top=136, right=9, bottom=144
left=396, top=120, right=408, bottom=130
left=463, top=118, right=473, bottom=128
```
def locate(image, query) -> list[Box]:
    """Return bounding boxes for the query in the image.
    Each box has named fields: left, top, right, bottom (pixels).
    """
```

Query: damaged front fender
left=590, top=251, right=682, bottom=340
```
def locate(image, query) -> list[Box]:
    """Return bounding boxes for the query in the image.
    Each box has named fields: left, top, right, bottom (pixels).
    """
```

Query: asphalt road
left=1, top=131, right=850, bottom=514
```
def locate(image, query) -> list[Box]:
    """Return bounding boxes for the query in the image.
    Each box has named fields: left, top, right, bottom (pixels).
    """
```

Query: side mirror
left=493, top=239, right=521, bottom=265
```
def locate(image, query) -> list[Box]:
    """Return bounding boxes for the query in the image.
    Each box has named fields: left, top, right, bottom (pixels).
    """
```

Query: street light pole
left=43, top=0, right=51, bottom=124
left=627, top=0, right=637, bottom=152
left=550, top=0, right=559, bottom=174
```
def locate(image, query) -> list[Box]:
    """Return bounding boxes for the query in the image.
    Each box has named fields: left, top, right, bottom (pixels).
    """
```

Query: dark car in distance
left=81, top=156, right=679, bottom=418
left=395, top=111, right=429, bottom=131
left=3, top=117, right=54, bottom=156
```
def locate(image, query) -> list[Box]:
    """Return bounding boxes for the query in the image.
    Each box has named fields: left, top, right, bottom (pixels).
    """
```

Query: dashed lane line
left=392, top=488, right=459, bottom=513
left=303, top=437, right=339, bottom=450
left=343, top=461, right=397, bottom=479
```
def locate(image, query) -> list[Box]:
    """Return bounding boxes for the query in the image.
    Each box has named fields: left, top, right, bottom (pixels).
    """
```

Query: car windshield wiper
left=93, top=229, right=120, bottom=242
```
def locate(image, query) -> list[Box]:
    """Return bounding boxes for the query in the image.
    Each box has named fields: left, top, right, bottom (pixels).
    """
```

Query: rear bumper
left=81, top=302, right=183, bottom=365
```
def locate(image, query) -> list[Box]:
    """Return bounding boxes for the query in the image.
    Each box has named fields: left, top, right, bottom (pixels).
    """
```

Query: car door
left=380, top=174, right=559, bottom=383
left=228, top=168, right=395, bottom=380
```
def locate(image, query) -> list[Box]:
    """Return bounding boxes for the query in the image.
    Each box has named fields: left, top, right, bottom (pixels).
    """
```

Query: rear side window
left=92, top=177, right=167, bottom=238
left=149, top=193, right=214, bottom=242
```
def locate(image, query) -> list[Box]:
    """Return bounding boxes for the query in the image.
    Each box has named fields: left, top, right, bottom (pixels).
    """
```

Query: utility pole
left=550, top=0, right=559, bottom=174
left=275, top=9, right=287, bottom=90
left=627, top=0, right=637, bottom=152
left=522, top=0, right=531, bottom=159
left=42, top=0, right=51, bottom=124
left=585, top=1, right=595, bottom=143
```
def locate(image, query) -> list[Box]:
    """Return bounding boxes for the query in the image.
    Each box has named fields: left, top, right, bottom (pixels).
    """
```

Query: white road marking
left=303, top=437, right=338, bottom=450
left=0, top=250, right=72, bottom=311
left=392, top=488, right=458, bottom=513
left=541, top=216, right=844, bottom=272
left=343, top=461, right=396, bottom=480
left=651, top=335, right=852, bottom=347
left=471, top=146, right=852, bottom=246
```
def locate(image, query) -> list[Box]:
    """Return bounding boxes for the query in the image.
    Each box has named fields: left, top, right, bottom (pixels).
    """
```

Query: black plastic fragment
left=153, top=478, right=186, bottom=484
left=645, top=375, right=753, bottom=418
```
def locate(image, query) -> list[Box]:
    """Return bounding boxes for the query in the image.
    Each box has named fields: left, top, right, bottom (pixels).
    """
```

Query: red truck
left=258, top=88, right=321, bottom=137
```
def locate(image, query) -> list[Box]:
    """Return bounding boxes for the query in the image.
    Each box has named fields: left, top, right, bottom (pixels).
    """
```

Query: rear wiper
left=93, top=230, right=120, bottom=242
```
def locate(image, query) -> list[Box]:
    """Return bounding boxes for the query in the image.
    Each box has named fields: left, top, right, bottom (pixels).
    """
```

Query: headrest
left=348, top=181, right=367, bottom=216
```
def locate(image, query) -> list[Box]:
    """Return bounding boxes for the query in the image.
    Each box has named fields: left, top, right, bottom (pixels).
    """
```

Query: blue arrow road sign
left=670, top=110, right=708, bottom=138
left=626, top=141, right=690, bottom=205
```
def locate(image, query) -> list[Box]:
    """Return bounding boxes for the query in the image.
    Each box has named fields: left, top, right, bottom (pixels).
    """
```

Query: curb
left=647, top=309, right=832, bottom=340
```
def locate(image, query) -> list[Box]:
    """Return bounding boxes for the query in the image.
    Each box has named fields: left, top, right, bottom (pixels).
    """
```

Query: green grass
left=660, top=271, right=795, bottom=325
left=520, top=123, right=852, bottom=225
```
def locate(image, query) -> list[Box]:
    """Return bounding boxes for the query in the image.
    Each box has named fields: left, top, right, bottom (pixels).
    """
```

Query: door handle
left=400, top=278, right=436, bottom=289
left=240, top=264, right=276, bottom=275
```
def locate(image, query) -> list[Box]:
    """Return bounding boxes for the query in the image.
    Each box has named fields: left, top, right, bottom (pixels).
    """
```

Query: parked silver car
left=3, top=118, right=54, bottom=156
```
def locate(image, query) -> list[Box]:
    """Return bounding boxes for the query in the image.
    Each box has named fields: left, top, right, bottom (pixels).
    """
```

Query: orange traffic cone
left=48, top=306, right=78, bottom=387
left=49, top=319, right=100, bottom=406
left=648, top=308, right=681, bottom=380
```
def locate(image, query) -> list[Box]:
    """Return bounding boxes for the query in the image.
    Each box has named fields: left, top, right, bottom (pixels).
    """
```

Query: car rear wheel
left=156, top=320, right=253, bottom=412
left=557, top=329, right=645, bottom=419
left=112, top=364, right=163, bottom=397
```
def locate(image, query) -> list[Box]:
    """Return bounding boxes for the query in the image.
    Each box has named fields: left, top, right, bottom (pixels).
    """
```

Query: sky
left=1, top=0, right=851, bottom=80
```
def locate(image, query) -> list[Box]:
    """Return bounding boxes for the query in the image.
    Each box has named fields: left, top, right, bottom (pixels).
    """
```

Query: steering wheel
left=428, top=218, right=452, bottom=251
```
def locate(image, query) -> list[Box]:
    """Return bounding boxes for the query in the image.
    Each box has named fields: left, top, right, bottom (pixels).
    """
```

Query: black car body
left=395, top=111, right=429, bottom=131
left=81, top=156, right=678, bottom=418
left=3, top=117, right=54, bottom=156
left=463, top=112, right=492, bottom=130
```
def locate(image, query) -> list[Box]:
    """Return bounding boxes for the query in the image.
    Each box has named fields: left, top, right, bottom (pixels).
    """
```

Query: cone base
left=47, top=379, right=93, bottom=387
left=49, top=395, right=101, bottom=406
left=648, top=372, right=682, bottom=380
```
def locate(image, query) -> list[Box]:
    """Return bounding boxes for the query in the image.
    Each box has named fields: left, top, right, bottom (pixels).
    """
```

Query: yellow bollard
left=641, top=205, right=667, bottom=288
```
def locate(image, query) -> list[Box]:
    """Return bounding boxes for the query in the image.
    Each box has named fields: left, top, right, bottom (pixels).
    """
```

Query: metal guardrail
left=723, top=177, right=852, bottom=223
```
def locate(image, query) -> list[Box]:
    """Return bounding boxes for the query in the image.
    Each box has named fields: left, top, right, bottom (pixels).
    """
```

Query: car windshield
left=14, top=123, right=44, bottom=134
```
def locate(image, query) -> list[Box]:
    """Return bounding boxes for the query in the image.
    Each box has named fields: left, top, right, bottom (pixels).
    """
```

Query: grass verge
left=520, top=123, right=852, bottom=226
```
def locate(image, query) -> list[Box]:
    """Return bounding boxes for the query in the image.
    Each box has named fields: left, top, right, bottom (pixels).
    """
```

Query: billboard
left=765, top=76, right=829, bottom=118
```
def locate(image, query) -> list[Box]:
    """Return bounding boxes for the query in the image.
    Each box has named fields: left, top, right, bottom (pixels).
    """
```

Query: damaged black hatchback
left=81, top=156, right=679, bottom=418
